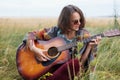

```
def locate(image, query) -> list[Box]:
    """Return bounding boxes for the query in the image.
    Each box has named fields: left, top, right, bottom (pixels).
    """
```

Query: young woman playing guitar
left=17, top=5, right=101, bottom=80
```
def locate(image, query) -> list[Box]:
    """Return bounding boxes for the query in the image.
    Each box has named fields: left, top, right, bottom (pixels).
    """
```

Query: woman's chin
left=74, top=28, right=79, bottom=31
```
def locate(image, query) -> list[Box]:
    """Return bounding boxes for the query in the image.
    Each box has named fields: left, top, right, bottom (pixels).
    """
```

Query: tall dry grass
left=0, top=17, right=120, bottom=80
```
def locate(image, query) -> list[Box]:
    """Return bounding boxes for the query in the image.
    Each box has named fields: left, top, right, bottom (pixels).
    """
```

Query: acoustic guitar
left=16, top=29, right=120, bottom=79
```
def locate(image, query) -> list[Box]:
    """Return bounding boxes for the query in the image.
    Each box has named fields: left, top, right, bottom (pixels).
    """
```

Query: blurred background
left=0, top=0, right=120, bottom=18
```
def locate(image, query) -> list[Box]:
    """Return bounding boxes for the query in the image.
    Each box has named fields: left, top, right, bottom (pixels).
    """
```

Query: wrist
left=28, top=40, right=35, bottom=51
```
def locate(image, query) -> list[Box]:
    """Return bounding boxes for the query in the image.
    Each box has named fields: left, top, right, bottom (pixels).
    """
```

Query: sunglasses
left=72, top=19, right=80, bottom=25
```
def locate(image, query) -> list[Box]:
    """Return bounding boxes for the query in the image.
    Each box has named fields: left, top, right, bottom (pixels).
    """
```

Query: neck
left=65, top=31, right=76, bottom=39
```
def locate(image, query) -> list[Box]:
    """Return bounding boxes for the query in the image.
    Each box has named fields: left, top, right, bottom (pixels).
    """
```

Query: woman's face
left=70, top=12, right=81, bottom=31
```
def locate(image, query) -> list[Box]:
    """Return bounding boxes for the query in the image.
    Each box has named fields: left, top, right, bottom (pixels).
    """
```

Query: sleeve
left=23, top=26, right=59, bottom=42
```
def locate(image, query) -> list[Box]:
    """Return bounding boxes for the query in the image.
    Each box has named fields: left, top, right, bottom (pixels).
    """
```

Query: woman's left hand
left=88, top=36, right=102, bottom=48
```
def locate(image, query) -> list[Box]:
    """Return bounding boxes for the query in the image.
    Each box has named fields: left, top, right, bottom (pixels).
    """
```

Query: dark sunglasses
left=72, top=19, right=80, bottom=25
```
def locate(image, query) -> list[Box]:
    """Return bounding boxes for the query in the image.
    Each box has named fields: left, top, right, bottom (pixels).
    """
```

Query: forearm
left=27, top=39, right=43, bottom=57
left=80, top=45, right=92, bottom=65
left=26, top=30, right=45, bottom=52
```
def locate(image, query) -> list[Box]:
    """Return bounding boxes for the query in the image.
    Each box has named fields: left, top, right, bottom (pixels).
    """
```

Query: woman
left=25, top=5, right=101, bottom=80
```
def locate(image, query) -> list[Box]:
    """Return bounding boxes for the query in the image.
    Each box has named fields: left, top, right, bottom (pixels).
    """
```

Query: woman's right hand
left=28, top=40, right=50, bottom=62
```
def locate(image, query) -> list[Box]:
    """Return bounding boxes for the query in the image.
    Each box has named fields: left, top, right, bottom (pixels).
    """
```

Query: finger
left=37, top=56, right=47, bottom=61
left=96, top=36, right=102, bottom=41
left=96, top=36, right=101, bottom=44
left=91, top=39, right=97, bottom=44
left=35, top=48, right=50, bottom=60
left=40, top=52, right=50, bottom=60
left=97, top=36, right=102, bottom=39
left=93, top=38, right=99, bottom=44
left=41, top=57, right=47, bottom=61
left=89, top=39, right=98, bottom=46
left=36, top=56, right=42, bottom=62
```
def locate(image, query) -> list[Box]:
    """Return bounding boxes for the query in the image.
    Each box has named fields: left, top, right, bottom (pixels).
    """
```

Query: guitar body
left=16, top=37, right=70, bottom=79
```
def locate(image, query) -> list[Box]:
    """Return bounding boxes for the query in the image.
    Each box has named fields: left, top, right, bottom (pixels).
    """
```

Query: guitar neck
left=57, top=28, right=120, bottom=52
left=57, top=33, right=104, bottom=52
left=58, top=41, right=77, bottom=51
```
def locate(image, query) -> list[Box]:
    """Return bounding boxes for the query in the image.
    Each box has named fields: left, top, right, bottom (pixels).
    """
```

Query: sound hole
left=48, top=47, right=58, bottom=57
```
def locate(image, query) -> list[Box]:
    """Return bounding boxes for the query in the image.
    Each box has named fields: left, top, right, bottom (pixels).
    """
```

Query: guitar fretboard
left=57, top=33, right=104, bottom=52
left=52, top=29, right=120, bottom=52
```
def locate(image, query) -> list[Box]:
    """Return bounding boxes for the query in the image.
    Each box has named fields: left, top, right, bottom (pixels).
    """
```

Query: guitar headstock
left=103, top=29, right=120, bottom=37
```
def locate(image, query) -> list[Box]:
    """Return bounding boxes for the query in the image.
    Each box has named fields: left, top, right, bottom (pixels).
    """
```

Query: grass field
left=0, top=17, right=120, bottom=80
